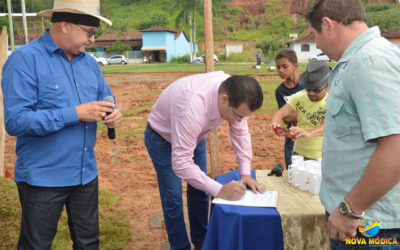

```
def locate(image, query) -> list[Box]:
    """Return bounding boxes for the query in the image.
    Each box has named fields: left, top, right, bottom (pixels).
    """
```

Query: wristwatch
left=339, top=200, right=365, bottom=219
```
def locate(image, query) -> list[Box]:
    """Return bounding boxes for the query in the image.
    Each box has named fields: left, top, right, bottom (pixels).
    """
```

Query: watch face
left=339, top=201, right=348, bottom=215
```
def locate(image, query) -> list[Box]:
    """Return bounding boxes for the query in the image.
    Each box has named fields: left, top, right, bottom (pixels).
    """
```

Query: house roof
left=140, top=26, right=175, bottom=33
left=95, top=30, right=142, bottom=41
left=292, top=33, right=314, bottom=43
left=172, top=29, right=189, bottom=41
left=90, top=26, right=189, bottom=48
left=381, top=28, right=400, bottom=38
left=89, top=40, right=142, bottom=48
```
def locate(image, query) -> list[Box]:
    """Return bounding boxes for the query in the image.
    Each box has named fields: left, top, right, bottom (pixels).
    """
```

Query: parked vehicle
left=309, top=53, right=330, bottom=62
left=95, top=56, right=108, bottom=66
left=89, top=54, right=108, bottom=66
left=195, top=54, right=219, bottom=63
left=107, top=55, right=128, bottom=65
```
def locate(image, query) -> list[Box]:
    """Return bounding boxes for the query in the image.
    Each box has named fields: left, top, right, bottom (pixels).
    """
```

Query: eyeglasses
left=74, top=24, right=97, bottom=38
left=232, top=107, right=250, bottom=121
left=306, top=85, right=328, bottom=93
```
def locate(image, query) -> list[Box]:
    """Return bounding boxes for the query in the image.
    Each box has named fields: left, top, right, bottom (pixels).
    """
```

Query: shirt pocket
left=37, top=75, right=69, bottom=108
left=79, top=80, right=98, bottom=102
left=328, top=100, right=350, bottom=138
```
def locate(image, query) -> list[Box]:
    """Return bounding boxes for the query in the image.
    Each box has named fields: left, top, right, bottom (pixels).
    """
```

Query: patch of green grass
left=257, top=79, right=282, bottom=115
left=0, top=177, right=131, bottom=249
left=0, top=176, right=20, bottom=249
left=103, top=63, right=277, bottom=76
left=97, top=121, right=108, bottom=132
left=121, top=107, right=150, bottom=117
left=118, top=119, right=148, bottom=138
left=143, top=98, right=156, bottom=104
left=142, top=90, right=162, bottom=95
left=102, top=62, right=335, bottom=76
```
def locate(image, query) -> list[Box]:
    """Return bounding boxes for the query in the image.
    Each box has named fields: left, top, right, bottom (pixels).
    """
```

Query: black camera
left=268, top=164, right=284, bottom=177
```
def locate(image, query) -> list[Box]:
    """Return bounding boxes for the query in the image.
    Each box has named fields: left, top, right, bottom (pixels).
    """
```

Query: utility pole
left=21, top=0, right=29, bottom=44
left=0, top=26, right=8, bottom=177
left=189, top=15, right=193, bottom=62
left=204, top=0, right=220, bottom=178
left=192, top=14, right=196, bottom=58
left=6, top=0, right=15, bottom=51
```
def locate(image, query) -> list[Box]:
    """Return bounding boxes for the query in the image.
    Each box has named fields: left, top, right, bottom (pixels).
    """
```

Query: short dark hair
left=218, top=75, right=263, bottom=111
left=305, top=0, right=367, bottom=32
left=275, top=48, right=298, bottom=64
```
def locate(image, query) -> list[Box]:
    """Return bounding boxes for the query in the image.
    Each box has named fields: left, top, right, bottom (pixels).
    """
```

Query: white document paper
left=212, top=190, right=278, bottom=208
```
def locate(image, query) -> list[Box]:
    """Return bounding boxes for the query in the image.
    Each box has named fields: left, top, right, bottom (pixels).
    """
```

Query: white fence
left=93, top=50, right=145, bottom=64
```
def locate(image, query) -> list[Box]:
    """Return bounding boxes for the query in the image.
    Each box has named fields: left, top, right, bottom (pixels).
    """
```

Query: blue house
left=141, top=26, right=195, bottom=63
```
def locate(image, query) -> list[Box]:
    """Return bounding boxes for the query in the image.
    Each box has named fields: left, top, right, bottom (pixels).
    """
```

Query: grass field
left=101, top=62, right=336, bottom=75
left=0, top=176, right=131, bottom=249
left=101, top=62, right=312, bottom=75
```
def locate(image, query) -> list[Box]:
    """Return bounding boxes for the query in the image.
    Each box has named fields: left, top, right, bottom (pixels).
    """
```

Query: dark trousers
left=17, top=177, right=99, bottom=250
left=144, top=123, right=209, bottom=250
left=284, top=137, right=294, bottom=169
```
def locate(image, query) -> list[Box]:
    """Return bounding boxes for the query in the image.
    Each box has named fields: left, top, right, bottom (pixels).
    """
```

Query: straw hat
left=37, top=0, right=112, bottom=26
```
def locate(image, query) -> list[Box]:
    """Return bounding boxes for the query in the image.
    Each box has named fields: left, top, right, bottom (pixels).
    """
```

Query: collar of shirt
left=42, top=29, right=86, bottom=61
left=334, top=26, right=381, bottom=69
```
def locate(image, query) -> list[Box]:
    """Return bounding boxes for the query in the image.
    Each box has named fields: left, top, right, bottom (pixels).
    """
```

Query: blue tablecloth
left=203, top=170, right=284, bottom=250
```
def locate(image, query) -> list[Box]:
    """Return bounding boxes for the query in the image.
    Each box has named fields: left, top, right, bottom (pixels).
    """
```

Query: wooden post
left=6, top=0, right=15, bottom=51
left=204, top=0, right=220, bottom=178
left=21, top=0, right=29, bottom=44
left=0, top=26, right=8, bottom=177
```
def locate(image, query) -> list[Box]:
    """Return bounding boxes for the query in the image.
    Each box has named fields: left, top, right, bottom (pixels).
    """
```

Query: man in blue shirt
left=305, top=0, right=400, bottom=249
left=1, top=0, right=122, bottom=248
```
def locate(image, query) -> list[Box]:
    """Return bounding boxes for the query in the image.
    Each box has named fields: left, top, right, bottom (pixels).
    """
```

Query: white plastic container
left=288, top=156, right=322, bottom=194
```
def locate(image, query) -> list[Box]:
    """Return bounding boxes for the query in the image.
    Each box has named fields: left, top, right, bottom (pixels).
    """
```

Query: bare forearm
left=282, top=113, right=297, bottom=124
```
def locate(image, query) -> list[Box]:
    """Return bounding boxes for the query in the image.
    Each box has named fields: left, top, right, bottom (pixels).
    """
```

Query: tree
left=171, top=0, right=204, bottom=60
left=256, top=40, right=285, bottom=61
left=106, top=41, right=131, bottom=54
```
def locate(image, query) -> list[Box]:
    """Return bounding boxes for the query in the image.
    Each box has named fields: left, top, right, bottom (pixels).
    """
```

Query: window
left=301, top=44, right=310, bottom=52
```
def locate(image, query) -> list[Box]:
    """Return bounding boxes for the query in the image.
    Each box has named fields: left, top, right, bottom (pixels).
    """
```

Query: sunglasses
left=74, top=24, right=97, bottom=38
left=306, top=85, right=327, bottom=93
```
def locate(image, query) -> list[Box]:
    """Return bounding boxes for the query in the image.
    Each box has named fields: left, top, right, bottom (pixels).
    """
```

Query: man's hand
left=76, top=101, right=114, bottom=122
left=217, top=181, right=246, bottom=200
left=103, top=108, right=123, bottom=128
left=327, top=207, right=360, bottom=241
left=241, top=175, right=266, bottom=194
left=289, top=126, right=311, bottom=138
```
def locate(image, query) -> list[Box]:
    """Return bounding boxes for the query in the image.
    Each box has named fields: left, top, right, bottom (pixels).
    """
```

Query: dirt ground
left=4, top=72, right=284, bottom=250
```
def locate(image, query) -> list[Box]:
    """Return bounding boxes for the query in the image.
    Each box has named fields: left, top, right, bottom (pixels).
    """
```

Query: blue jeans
left=144, top=124, right=209, bottom=250
left=17, top=177, right=99, bottom=250
left=326, top=212, right=400, bottom=250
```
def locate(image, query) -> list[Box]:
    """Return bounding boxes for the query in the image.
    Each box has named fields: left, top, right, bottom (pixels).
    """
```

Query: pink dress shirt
left=148, top=71, right=252, bottom=197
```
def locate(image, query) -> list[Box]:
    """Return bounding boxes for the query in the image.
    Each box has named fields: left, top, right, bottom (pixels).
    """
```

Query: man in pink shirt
left=145, top=71, right=266, bottom=250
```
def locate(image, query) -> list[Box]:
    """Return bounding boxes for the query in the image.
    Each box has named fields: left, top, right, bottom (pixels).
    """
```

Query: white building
left=288, top=33, right=323, bottom=63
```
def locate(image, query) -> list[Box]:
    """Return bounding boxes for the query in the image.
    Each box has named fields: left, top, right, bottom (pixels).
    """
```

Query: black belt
left=147, top=122, right=159, bottom=134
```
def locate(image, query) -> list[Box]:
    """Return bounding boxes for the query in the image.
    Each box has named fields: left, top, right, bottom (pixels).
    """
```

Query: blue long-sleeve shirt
left=1, top=30, right=114, bottom=187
